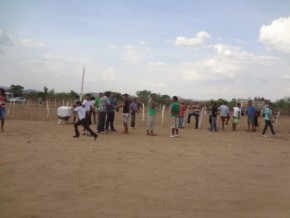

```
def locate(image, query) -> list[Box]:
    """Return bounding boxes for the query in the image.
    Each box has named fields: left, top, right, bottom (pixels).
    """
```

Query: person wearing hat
left=261, top=104, right=277, bottom=137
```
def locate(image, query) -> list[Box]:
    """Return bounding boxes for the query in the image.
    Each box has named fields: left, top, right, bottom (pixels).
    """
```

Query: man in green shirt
left=147, top=93, right=157, bottom=136
left=170, top=96, right=180, bottom=138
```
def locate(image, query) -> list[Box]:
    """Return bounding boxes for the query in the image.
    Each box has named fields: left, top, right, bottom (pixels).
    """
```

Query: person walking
left=170, top=96, right=180, bottom=138
left=130, top=98, right=138, bottom=128
left=0, top=88, right=6, bottom=132
left=261, top=104, right=277, bottom=137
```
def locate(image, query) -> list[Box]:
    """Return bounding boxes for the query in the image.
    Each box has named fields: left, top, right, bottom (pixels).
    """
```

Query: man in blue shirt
left=246, top=100, right=256, bottom=132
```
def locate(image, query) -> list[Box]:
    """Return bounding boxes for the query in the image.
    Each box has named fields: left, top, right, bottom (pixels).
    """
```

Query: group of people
left=73, top=92, right=140, bottom=140
left=0, top=87, right=278, bottom=139
left=73, top=92, right=278, bottom=140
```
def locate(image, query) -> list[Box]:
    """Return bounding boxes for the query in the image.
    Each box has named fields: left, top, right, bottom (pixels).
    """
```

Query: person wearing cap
left=261, top=104, right=277, bottom=137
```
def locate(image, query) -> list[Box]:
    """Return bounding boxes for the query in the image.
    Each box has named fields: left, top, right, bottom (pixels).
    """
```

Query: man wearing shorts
left=118, top=94, right=130, bottom=134
left=147, top=93, right=157, bottom=136
left=232, top=103, right=241, bottom=131
left=170, top=96, right=180, bottom=138
left=219, top=102, right=230, bottom=130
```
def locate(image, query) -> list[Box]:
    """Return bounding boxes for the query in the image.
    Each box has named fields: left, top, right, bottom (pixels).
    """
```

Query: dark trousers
left=106, top=112, right=115, bottom=130
left=188, top=113, right=199, bottom=129
left=131, top=112, right=136, bottom=127
left=262, top=120, right=275, bottom=135
left=74, top=118, right=96, bottom=137
left=86, top=111, right=91, bottom=126
left=98, top=112, right=106, bottom=132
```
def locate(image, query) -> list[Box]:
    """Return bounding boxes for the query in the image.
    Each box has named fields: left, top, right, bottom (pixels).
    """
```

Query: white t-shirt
left=82, top=99, right=91, bottom=112
left=233, top=107, right=241, bottom=117
left=74, top=106, right=86, bottom=120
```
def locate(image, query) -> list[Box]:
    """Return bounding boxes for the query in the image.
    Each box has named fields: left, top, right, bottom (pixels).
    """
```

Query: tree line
left=5, top=84, right=290, bottom=114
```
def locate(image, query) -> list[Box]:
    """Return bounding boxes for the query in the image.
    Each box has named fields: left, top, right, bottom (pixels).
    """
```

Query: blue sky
left=0, top=0, right=290, bottom=100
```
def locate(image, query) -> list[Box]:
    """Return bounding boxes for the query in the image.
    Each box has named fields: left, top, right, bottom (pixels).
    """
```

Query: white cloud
left=0, top=29, right=13, bottom=45
left=175, top=31, right=210, bottom=46
left=101, top=67, right=117, bottom=80
left=148, top=61, right=166, bottom=67
left=178, top=43, right=278, bottom=81
left=122, top=46, right=146, bottom=63
left=283, top=75, right=290, bottom=79
left=259, top=16, right=290, bottom=54
left=14, top=38, right=44, bottom=48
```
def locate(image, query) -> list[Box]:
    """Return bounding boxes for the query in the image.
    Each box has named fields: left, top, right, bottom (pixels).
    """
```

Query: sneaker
left=261, top=135, right=268, bottom=138
left=175, top=134, right=179, bottom=138
left=170, top=135, right=175, bottom=138
left=73, top=135, right=80, bottom=138
left=272, top=134, right=278, bottom=137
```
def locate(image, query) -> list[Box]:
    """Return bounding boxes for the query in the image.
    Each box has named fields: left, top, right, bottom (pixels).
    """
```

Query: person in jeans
left=130, top=98, right=138, bottom=128
left=210, top=102, right=218, bottom=132
left=105, top=92, right=117, bottom=131
left=97, top=92, right=110, bottom=134
left=0, top=88, right=6, bottom=132
left=73, top=101, right=97, bottom=140
left=178, top=101, right=186, bottom=128
left=261, top=104, right=277, bottom=137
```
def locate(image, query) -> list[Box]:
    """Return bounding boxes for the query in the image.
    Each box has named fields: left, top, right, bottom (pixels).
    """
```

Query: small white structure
left=57, top=106, right=73, bottom=124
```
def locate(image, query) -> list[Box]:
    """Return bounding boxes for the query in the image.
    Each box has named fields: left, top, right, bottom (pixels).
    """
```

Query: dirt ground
left=1, top=104, right=290, bottom=218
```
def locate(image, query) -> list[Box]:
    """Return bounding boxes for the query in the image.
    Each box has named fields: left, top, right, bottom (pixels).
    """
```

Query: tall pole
left=80, top=67, right=85, bottom=100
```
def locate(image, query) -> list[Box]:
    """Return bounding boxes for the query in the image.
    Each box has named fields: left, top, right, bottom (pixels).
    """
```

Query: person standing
left=232, top=103, right=241, bottom=131
left=73, top=101, right=97, bottom=140
left=117, top=94, right=130, bottom=134
left=187, top=102, right=201, bottom=129
left=178, top=100, right=186, bottom=128
left=0, top=88, right=6, bottom=132
left=209, top=102, right=218, bottom=132
left=219, top=102, right=230, bottom=130
left=90, top=96, right=96, bottom=124
left=207, top=101, right=214, bottom=130
left=147, top=93, right=157, bottom=136
left=130, top=98, right=138, bottom=128
left=261, top=104, right=277, bottom=137
left=105, top=92, right=117, bottom=131
left=246, top=100, right=256, bottom=132
left=98, top=92, right=110, bottom=134
left=170, top=96, right=180, bottom=138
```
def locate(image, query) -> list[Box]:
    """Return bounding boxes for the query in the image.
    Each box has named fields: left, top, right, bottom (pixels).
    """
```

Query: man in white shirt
left=232, top=103, right=241, bottom=131
left=73, top=101, right=97, bottom=140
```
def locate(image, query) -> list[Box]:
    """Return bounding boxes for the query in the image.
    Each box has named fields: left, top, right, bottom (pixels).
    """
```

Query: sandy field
left=1, top=103, right=290, bottom=218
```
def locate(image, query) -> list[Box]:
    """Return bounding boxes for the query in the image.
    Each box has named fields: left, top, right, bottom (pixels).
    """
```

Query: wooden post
left=142, top=103, right=145, bottom=121
left=161, top=105, right=165, bottom=126
left=46, top=100, right=50, bottom=121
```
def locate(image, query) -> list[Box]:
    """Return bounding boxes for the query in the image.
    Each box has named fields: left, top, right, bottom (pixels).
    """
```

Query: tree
left=136, top=90, right=151, bottom=104
left=9, top=84, right=24, bottom=97
left=69, top=90, right=79, bottom=100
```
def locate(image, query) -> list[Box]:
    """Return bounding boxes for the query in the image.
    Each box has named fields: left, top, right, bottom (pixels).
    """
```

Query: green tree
left=136, top=90, right=151, bottom=104
left=9, top=84, right=24, bottom=97
left=69, top=90, right=79, bottom=100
